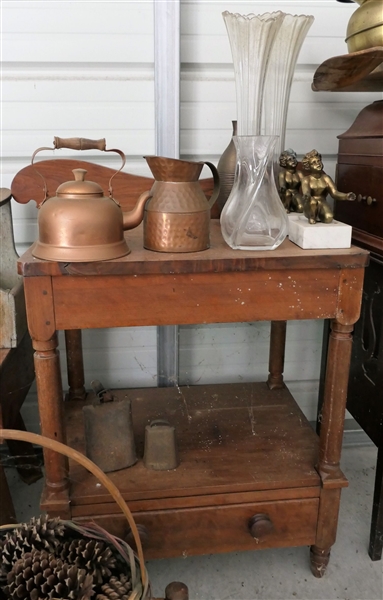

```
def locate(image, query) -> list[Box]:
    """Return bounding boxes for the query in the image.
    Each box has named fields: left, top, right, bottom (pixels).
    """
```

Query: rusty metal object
left=143, top=419, right=179, bottom=470
left=31, top=137, right=150, bottom=262
left=165, top=581, right=189, bottom=600
left=248, top=513, right=274, bottom=539
left=143, top=156, right=220, bottom=252
left=82, top=380, right=136, bottom=473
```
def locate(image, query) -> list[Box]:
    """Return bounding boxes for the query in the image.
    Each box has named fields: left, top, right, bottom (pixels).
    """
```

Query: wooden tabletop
left=18, top=221, right=369, bottom=278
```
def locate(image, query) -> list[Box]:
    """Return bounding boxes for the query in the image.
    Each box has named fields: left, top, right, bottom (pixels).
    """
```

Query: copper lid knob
left=56, top=169, right=104, bottom=197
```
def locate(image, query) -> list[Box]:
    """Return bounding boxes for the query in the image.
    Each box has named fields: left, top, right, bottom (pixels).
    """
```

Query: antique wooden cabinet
left=334, top=99, right=383, bottom=560
left=335, top=100, right=383, bottom=255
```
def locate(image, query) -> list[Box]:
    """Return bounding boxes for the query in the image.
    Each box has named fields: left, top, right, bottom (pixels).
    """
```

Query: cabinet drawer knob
left=357, top=194, right=377, bottom=206
left=248, top=513, right=273, bottom=538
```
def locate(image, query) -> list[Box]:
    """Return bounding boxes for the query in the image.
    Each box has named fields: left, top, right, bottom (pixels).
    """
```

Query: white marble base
left=288, top=214, right=352, bottom=249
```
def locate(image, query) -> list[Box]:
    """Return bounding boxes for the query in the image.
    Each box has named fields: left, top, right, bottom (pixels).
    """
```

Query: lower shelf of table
left=45, top=382, right=338, bottom=558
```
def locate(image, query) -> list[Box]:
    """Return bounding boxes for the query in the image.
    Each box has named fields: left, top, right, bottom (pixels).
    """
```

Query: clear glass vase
left=262, top=13, right=314, bottom=159
left=220, top=135, right=288, bottom=251
left=221, top=10, right=314, bottom=250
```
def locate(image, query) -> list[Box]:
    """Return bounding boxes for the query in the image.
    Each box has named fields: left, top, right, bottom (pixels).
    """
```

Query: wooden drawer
left=75, top=497, right=319, bottom=559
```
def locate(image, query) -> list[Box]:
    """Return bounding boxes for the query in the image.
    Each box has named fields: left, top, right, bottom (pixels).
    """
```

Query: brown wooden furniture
left=13, top=161, right=369, bottom=577
left=312, top=46, right=383, bottom=93
left=332, top=101, right=382, bottom=560
left=335, top=100, right=382, bottom=256
left=0, top=335, right=41, bottom=485
left=314, top=58, right=383, bottom=560
left=0, top=189, right=42, bottom=525
left=0, top=336, right=40, bottom=526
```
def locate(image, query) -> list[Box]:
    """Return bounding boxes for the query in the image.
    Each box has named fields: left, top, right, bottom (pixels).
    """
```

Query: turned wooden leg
left=267, top=321, right=287, bottom=389
left=311, top=319, right=354, bottom=577
left=318, top=320, right=353, bottom=478
left=23, top=277, right=70, bottom=516
left=310, top=546, right=331, bottom=578
left=65, top=329, right=86, bottom=401
left=369, top=445, right=383, bottom=561
left=33, top=335, right=68, bottom=497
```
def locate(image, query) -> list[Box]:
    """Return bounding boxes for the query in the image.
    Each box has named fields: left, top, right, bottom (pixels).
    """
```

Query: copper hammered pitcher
left=31, top=137, right=149, bottom=262
left=142, top=156, right=220, bottom=252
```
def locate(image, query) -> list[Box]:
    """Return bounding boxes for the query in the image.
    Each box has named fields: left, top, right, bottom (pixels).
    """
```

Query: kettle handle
left=203, top=161, right=220, bottom=209
left=53, top=137, right=107, bottom=151
left=31, top=137, right=126, bottom=202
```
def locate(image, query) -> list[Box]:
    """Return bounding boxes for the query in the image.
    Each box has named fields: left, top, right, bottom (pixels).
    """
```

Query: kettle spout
left=122, top=190, right=151, bottom=230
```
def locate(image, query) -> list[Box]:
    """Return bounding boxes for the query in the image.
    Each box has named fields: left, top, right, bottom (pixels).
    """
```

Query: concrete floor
left=5, top=442, right=383, bottom=600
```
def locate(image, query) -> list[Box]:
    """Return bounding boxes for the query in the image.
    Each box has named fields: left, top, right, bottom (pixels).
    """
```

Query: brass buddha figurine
left=300, top=149, right=356, bottom=224
left=278, top=149, right=304, bottom=213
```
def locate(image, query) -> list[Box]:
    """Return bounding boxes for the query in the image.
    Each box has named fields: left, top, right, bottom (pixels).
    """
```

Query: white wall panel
left=59, top=328, right=158, bottom=390
left=3, top=1, right=154, bottom=62
left=179, top=320, right=322, bottom=383
left=180, top=1, right=355, bottom=63
left=2, top=0, right=155, bottom=164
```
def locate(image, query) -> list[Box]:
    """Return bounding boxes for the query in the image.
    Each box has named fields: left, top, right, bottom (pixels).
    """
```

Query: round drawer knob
left=248, top=513, right=273, bottom=539
left=165, top=581, right=189, bottom=600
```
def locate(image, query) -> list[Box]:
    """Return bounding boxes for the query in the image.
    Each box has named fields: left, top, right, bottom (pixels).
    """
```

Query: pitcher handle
left=204, top=161, right=220, bottom=209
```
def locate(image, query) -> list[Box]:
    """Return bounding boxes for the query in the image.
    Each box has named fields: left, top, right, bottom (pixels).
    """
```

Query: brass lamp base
left=346, top=0, right=383, bottom=53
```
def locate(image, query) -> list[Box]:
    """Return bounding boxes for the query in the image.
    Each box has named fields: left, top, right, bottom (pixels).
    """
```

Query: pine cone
left=96, top=574, right=132, bottom=600
left=60, top=538, right=117, bottom=585
left=4, top=549, right=94, bottom=600
left=0, top=515, right=65, bottom=580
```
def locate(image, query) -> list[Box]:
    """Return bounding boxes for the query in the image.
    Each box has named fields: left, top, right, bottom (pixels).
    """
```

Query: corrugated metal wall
left=2, top=0, right=376, bottom=428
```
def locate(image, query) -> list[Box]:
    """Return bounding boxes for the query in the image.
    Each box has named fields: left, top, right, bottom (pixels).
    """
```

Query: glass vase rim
left=222, top=10, right=283, bottom=23
left=222, top=10, right=315, bottom=21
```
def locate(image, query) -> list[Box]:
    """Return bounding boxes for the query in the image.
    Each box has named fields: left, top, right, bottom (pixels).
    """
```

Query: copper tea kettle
left=31, top=137, right=148, bottom=262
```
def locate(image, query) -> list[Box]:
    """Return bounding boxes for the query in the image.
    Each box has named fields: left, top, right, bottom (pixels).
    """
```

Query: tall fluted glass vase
left=220, top=10, right=314, bottom=250
left=262, top=13, right=314, bottom=159
left=222, top=11, right=283, bottom=136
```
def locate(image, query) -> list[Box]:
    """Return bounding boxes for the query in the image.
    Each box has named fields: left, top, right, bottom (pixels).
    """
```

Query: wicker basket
left=0, top=428, right=188, bottom=600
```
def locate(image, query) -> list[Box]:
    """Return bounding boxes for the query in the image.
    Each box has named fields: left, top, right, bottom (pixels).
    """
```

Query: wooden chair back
left=10, top=159, right=217, bottom=216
